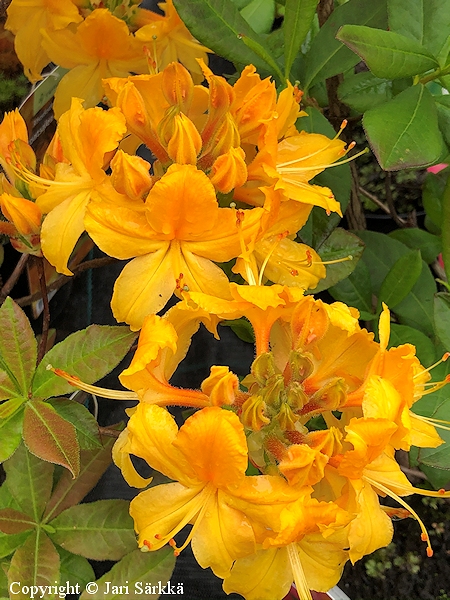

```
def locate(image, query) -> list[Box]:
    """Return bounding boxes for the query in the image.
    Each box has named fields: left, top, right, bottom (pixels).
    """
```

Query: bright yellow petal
left=112, top=429, right=152, bottom=488
left=40, top=189, right=91, bottom=275
left=409, top=412, right=444, bottom=448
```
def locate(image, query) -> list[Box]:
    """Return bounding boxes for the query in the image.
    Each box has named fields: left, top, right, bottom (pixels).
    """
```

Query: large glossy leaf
left=388, top=228, right=441, bottom=264
left=79, top=548, right=176, bottom=600
left=363, top=84, right=444, bottom=170
left=434, top=293, right=450, bottom=350
left=308, top=229, right=364, bottom=293
left=435, top=95, right=450, bottom=148
left=442, top=169, right=450, bottom=284
left=329, top=259, right=373, bottom=315
left=299, top=0, right=387, bottom=92
left=3, top=443, right=54, bottom=522
left=388, top=0, right=450, bottom=66
left=49, top=499, right=136, bottom=561
left=23, top=401, right=80, bottom=477
left=336, top=26, right=438, bottom=79
left=0, top=298, right=36, bottom=397
left=32, top=325, right=137, bottom=400
left=241, top=0, right=275, bottom=34
left=422, top=168, right=448, bottom=233
left=338, top=72, right=392, bottom=113
left=172, top=0, right=280, bottom=77
left=43, top=438, right=115, bottom=522
left=378, top=249, right=423, bottom=309
left=48, top=398, right=102, bottom=450
left=7, top=531, right=60, bottom=597
left=284, top=0, right=319, bottom=78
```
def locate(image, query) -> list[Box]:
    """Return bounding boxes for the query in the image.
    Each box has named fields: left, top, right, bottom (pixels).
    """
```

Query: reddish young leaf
left=0, top=508, right=36, bottom=534
left=23, top=401, right=80, bottom=478
left=43, top=437, right=116, bottom=522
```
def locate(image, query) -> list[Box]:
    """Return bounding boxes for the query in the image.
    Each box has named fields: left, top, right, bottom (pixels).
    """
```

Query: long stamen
left=287, top=543, right=312, bottom=600
left=414, top=375, right=450, bottom=398
left=364, top=475, right=450, bottom=557
left=258, top=231, right=288, bottom=285
left=277, top=148, right=368, bottom=174
left=414, top=352, right=450, bottom=379
left=412, top=412, right=450, bottom=433
left=231, top=203, right=258, bottom=286
left=171, top=485, right=215, bottom=555
left=46, top=365, right=138, bottom=400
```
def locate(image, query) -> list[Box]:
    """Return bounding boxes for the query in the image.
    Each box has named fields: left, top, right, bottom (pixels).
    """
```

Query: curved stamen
left=287, top=542, right=312, bottom=600
left=47, top=365, right=138, bottom=400
left=277, top=148, right=368, bottom=174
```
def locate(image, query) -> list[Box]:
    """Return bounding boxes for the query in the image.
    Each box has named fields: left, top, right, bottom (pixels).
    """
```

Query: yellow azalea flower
left=134, top=0, right=210, bottom=83
left=119, top=403, right=300, bottom=578
left=223, top=497, right=350, bottom=600
left=0, top=192, right=42, bottom=237
left=5, top=0, right=82, bottom=82
left=40, top=9, right=148, bottom=118
left=0, top=109, right=33, bottom=185
left=22, top=98, right=128, bottom=275
left=84, top=163, right=264, bottom=329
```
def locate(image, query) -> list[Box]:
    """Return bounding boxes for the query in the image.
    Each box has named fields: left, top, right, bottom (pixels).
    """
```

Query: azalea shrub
left=1, top=0, right=450, bottom=599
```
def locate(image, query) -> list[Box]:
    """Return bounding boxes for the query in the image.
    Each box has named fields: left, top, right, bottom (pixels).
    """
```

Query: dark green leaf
left=49, top=499, right=136, bottom=561
left=308, top=229, right=364, bottom=293
left=336, top=26, right=438, bottom=79
left=284, top=0, right=319, bottom=78
left=221, top=318, right=255, bottom=344
left=417, top=399, right=450, bottom=471
left=300, top=0, right=388, bottom=92
left=389, top=228, right=442, bottom=264
left=79, top=548, right=176, bottom=600
left=434, top=293, right=450, bottom=350
left=3, top=443, right=54, bottom=522
left=0, top=406, right=24, bottom=464
left=442, top=168, right=450, bottom=284
left=389, top=324, right=436, bottom=367
left=32, top=325, right=137, bottom=400
left=394, top=261, right=437, bottom=336
left=58, top=547, right=95, bottom=589
left=0, top=298, right=36, bottom=397
left=329, top=259, right=373, bottom=314
left=23, top=401, right=80, bottom=477
left=435, top=95, right=450, bottom=148
left=422, top=168, right=448, bottom=232
left=357, top=230, right=406, bottom=292
left=0, top=530, right=30, bottom=560
left=363, top=84, right=444, bottom=170
left=48, top=398, right=102, bottom=450
left=338, top=72, right=392, bottom=113
left=7, top=531, right=59, bottom=597
left=378, top=249, right=423, bottom=309
left=43, top=437, right=115, bottom=522
left=388, top=0, right=450, bottom=66
left=172, top=0, right=279, bottom=77
left=241, top=0, right=275, bottom=34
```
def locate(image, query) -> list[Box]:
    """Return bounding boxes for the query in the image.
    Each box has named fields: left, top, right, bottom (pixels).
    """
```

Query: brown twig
left=35, top=256, right=50, bottom=365
left=0, top=253, right=29, bottom=305
left=385, top=171, right=407, bottom=227
left=98, top=426, right=121, bottom=439
left=358, top=186, right=391, bottom=215
left=15, top=256, right=118, bottom=307
left=400, top=466, right=428, bottom=481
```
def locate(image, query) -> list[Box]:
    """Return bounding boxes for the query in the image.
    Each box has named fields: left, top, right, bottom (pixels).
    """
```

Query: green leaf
left=23, top=401, right=80, bottom=478
left=3, top=443, right=54, bottom=522
left=172, top=0, right=280, bottom=78
left=43, top=437, right=116, bottom=522
left=308, top=229, right=364, bottom=293
left=363, top=84, right=444, bottom=170
left=435, top=95, right=450, bottom=148
left=0, top=508, right=36, bottom=534
left=48, top=398, right=102, bottom=450
left=417, top=395, right=450, bottom=470
left=49, top=499, right=136, bottom=561
left=0, top=530, right=30, bottom=560
left=388, top=228, right=442, bottom=264
left=241, top=0, right=275, bottom=34
left=336, top=26, right=438, bottom=79
left=442, top=168, right=450, bottom=284
left=422, top=168, right=448, bottom=232
left=58, top=547, right=95, bottom=589
left=0, top=298, right=37, bottom=397
left=338, top=72, right=392, bottom=113
left=0, top=406, right=24, bottom=464
left=221, top=318, right=255, bottom=344
left=378, top=249, right=423, bottom=309
left=79, top=548, right=176, bottom=600
left=388, top=0, right=450, bottom=66
left=329, top=259, right=373, bottom=315
left=284, top=0, right=319, bottom=78
left=300, top=0, right=388, bottom=92
left=7, top=530, right=60, bottom=597
left=32, top=325, right=137, bottom=400
left=394, top=261, right=437, bottom=336
left=434, top=293, right=450, bottom=349
left=388, top=324, right=436, bottom=367
left=357, top=230, right=406, bottom=292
